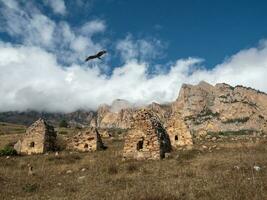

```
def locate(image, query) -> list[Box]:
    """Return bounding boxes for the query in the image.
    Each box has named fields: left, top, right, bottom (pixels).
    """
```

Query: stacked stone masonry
left=14, top=118, right=57, bottom=155
left=123, top=109, right=171, bottom=160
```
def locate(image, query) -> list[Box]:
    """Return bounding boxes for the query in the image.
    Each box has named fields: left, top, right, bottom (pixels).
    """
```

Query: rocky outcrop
left=93, top=100, right=172, bottom=129
left=67, top=127, right=105, bottom=152
left=123, top=109, right=171, bottom=160
left=109, top=99, right=132, bottom=113
left=147, top=102, right=172, bottom=125
left=172, top=81, right=267, bottom=137
left=14, top=118, right=57, bottom=155
left=93, top=100, right=134, bottom=129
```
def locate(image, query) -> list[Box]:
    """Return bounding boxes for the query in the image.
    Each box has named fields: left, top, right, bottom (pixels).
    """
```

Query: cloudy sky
left=0, top=0, right=267, bottom=113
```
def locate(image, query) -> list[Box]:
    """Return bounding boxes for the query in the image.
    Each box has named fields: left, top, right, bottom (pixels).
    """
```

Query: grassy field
left=0, top=122, right=26, bottom=135
left=0, top=122, right=266, bottom=200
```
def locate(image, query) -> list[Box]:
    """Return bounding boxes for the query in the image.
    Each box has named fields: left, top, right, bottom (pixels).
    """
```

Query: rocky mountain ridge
left=1, top=81, right=267, bottom=138
left=174, top=81, right=267, bottom=137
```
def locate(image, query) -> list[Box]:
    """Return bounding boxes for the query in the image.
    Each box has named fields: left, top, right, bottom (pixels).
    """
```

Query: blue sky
left=0, top=0, right=267, bottom=112
left=2, top=0, right=267, bottom=68
left=75, top=0, right=267, bottom=68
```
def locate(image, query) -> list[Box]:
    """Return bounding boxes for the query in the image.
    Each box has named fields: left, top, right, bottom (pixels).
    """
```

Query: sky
left=0, top=0, right=267, bottom=112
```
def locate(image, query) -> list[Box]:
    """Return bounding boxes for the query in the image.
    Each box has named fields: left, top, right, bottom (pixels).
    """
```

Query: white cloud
left=0, top=1, right=104, bottom=64
left=0, top=2, right=56, bottom=48
left=80, top=20, right=106, bottom=36
left=0, top=0, right=19, bottom=10
left=46, top=0, right=66, bottom=15
left=116, top=35, right=165, bottom=62
left=1, top=40, right=267, bottom=113
left=0, top=1, right=267, bottom=113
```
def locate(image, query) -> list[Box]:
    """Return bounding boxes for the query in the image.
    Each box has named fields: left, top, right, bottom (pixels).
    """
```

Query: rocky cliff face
left=1, top=81, right=267, bottom=139
left=172, top=81, right=267, bottom=137
left=93, top=100, right=172, bottom=129
left=92, top=99, right=134, bottom=129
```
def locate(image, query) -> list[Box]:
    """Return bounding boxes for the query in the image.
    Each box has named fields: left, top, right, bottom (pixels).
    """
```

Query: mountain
left=1, top=81, right=267, bottom=138
left=0, top=110, right=95, bottom=126
left=172, top=81, right=267, bottom=137
left=92, top=99, right=134, bottom=129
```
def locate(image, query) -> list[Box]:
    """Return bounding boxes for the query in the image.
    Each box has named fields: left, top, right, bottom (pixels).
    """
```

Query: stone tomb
left=68, top=127, right=105, bottom=152
left=14, top=118, right=57, bottom=155
left=123, top=109, right=171, bottom=160
left=166, top=114, right=193, bottom=148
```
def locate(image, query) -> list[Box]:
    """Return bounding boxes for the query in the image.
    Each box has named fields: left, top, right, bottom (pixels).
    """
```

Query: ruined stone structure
left=14, top=118, right=57, bottom=155
left=123, top=109, right=171, bottom=160
left=166, top=113, right=193, bottom=148
left=67, top=127, right=105, bottom=152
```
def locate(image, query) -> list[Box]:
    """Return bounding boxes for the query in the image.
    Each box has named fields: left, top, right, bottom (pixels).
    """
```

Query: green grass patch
left=0, top=146, right=17, bottom=156
left=222, top=117, right=250, bottom=124
left=207, top=129, right=255, bottom=137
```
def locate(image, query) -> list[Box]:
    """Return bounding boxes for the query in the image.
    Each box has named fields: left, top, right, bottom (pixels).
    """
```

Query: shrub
left=55, top=135, right=67, bottom=151
left=222, top=117, right=250, bottom=124
left=59, top=119, right=68, bottom=128
left=22, top=183, right=39, bottom=193
left=0, top=146, right=17, bottom=156
left=58, top=131, right=68, bottom=135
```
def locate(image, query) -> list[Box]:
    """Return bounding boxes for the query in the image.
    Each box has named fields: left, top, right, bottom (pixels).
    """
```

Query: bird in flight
left=85, top=50, right=107, bottom=62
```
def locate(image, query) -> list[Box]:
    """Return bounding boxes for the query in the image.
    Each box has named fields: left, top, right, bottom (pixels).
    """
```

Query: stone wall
left=123, top=109, right=171, bottom=160
left=14, top=118, right=57, bottom=155
left=67, top=127, right=105, bottom=152
left=166, top=113, right=193, bottom=148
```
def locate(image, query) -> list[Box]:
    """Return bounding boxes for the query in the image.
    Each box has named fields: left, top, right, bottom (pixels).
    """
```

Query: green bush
left=22, top=183, right=39, bottom=193
left=59, top=130, right=68, bottom=135
left=0, top=146, right=17, bottom=156
left=59, top=119, right=68, bottom=128
left=207, top=129, right=254, bottom=136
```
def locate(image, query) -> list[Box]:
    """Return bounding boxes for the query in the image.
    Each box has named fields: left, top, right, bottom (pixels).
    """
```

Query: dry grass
left=0, top=122, right=26, bottom=135
left=0, top=123, right=266, bottom=200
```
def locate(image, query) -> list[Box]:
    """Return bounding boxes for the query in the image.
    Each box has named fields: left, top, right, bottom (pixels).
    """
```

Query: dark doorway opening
left=137, top=140, right=144, bottom=151
left=29, top=142, right=35, bottom=148
left=175, top=135, right=178, bottom=141
left=84, top=144, right=89, bottom=149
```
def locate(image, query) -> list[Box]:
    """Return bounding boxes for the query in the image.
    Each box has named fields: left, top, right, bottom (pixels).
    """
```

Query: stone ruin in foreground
left=14, top=118, right=57, bottom=155
left=67, top=127, right=105, bottom=152
left=123, top=109, right=171, bottom=160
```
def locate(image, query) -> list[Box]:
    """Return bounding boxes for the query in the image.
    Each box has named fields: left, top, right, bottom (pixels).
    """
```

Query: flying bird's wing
left=85, top=55, right=96, bottom=61
left=85, top=50, right=107, bottom=62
